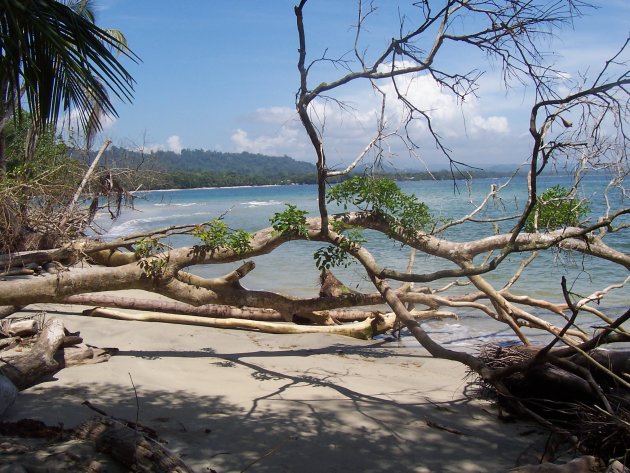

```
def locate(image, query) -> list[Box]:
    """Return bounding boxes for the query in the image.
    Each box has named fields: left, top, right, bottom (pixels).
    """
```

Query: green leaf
left=525, top=185, right=590, bottom=232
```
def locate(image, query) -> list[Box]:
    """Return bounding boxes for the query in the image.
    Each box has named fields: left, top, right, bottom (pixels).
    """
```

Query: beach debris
left=473, top=342, right=630, bottom=462
left=75, top=416, right=197, bottom=473
left=0, top=416, right=200, bottom=473
left=5, top=319, right=37, bottom=338
left=83, top=306, right=391, bottom=340
left=0, top=318, right=115, bottom=392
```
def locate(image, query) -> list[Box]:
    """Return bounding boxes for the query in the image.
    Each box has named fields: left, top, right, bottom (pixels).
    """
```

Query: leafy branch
left=270, top=204, right=309, bottom=238
left=192, top=219, right=253, bottom=255
left=525, top=185, right=591, bottom=232
left=327, top=176, right=432, bottom=240
left=134, top=238, right=168, bottom=280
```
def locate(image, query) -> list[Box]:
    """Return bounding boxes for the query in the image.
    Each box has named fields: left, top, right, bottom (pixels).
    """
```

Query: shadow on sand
left=5, top=339, right=546, bottom=473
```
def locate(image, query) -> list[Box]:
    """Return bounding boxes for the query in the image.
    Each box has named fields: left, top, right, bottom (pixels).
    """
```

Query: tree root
left=474, top=343, right=630, bottom=462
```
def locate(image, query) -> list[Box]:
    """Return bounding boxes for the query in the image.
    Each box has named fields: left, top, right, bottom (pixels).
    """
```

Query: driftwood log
left=3, top=319, right=37, bottom=337
left=75, top=417, right=197, bottom=473
left=83, top=305, right=457, bottom=339
left=83, top=306, right=392, bottom=339
left=1, top=318, right=68, bottom=390
left=0, top=317, right=115, bottom=417
left=0, top=416, right=201, bottom=473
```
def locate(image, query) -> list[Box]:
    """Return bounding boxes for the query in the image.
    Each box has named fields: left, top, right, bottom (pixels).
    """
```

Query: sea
left=95, top=174, right=629, bottom=351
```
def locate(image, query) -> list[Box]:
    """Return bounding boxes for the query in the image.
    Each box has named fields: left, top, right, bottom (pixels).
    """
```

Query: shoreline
left=3, top=297, right=545, bottom=472
left=131, top=183, right=287, bottom=194
left=128, top=172, right=534, bottom=193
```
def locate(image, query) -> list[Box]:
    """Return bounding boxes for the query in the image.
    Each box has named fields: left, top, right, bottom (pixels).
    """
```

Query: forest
left=91, top=145, right=520, bottom=189
left=95, top=146, right=319, bottom=187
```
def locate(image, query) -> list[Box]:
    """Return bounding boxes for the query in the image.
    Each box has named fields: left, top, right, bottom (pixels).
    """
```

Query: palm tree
left=0, top=0, right=137, bottom=172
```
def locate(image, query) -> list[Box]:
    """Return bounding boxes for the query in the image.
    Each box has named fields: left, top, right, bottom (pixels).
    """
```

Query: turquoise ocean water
left=96, top=175, right=629, bottom=350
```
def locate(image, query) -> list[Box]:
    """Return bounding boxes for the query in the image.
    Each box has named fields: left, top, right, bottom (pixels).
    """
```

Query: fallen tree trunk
left=83, top=307, right=393, bottom=339
left=0, top=417, right=199, bottom=473
left=0, top=246, right=80, bottom=272
left=64, top=293, right=392, bottom=323
left=65, top=294, right=290, bottom=321
left=63, top=293, right=389, bottom=323
left=83, top=306, right=458, bottom=339
left=64, top=294, right=458, bottom=325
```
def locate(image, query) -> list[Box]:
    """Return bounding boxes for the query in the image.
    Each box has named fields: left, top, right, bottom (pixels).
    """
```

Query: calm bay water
left=97, top=175, right=629, bottom=349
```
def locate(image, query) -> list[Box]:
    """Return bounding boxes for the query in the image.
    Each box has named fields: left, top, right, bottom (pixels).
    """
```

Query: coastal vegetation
left=0, top=0, right=136, bottom=253
left=0, top=0, right=629, bottom=470
left=94, top=145, right=519, bottom=189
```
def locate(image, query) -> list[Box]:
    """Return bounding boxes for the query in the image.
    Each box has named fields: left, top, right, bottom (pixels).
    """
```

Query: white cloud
left=142, top=135, right=184, bottom=154
left=100, top=113, right=117, bottom=131
left=469, top=115, right=510, bottom=135
left=247, top=106, right=296, bottom=124
left=229, top=68, right=519, bottom=167
left=166, top=135, right=183, bottom=153
left=57, top=110, right=118, bottom=146
left=231, top=125, right=302, bottom=155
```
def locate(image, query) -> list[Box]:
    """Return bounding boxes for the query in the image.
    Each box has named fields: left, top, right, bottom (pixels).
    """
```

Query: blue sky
left=93, top=1, right=629, bottom=170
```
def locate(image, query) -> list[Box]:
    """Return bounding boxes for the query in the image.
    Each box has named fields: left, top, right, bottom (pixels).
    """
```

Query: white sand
left=5, top=299, right=544, bottom=472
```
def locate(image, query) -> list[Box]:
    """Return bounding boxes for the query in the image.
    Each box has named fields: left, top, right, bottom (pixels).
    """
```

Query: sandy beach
left=3, top=296, right=546, bottom=473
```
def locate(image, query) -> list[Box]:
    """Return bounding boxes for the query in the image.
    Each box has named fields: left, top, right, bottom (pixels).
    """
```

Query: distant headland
left=87, top=146, right=526, bottom=190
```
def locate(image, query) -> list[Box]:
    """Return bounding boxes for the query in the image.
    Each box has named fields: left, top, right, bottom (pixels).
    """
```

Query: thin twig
left=129, top=372, right=140, bottom=425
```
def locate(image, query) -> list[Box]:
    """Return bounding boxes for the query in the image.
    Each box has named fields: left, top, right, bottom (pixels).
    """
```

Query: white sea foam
left=414, top=321, right=515, bottom=350
left=154, top=202, right=198, bottom=207
left=104, top=211, right=210, bottom=238
left=243, top=200, right=283, bottom=208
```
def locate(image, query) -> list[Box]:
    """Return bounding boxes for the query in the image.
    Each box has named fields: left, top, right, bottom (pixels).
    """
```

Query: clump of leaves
left=192, top=219, right=253, bottom=255
left=134, top=237, right=165, bottom=258
left=134, top=238, right=168, bottom=279
left=138, top=256, right=169, bottom=280
left=314, top=220, right=367, bottom=270
left=525, top=185, right=590, bottom=232
left=270, top=204, right=309, bottom=238
left=327, top=176, right=431, bottom=240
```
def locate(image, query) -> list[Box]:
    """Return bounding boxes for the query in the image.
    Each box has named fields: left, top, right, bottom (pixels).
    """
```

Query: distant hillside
left=91, top=146, right=522, bottom=189
left=97, top=147, right=318, bottom=188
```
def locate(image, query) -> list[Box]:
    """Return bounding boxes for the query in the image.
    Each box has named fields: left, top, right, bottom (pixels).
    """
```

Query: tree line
left=93, top=146, right=519, bottom=189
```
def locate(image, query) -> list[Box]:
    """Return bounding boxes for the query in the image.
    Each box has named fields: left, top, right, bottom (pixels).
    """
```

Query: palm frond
left=0, top=0, right=137, bottom=135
